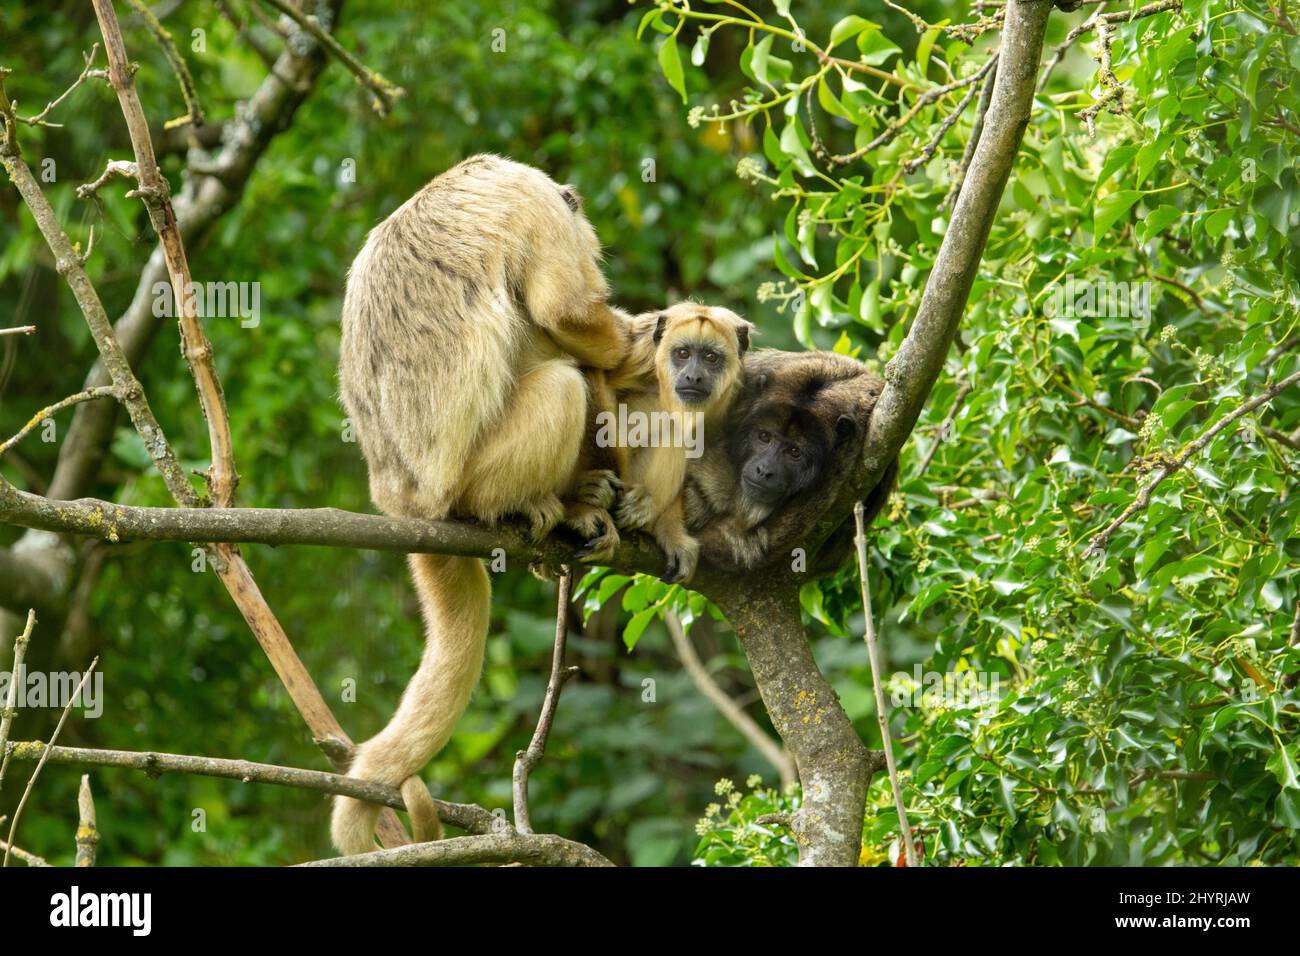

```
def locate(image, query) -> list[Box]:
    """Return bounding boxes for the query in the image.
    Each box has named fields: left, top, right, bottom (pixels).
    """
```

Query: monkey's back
left=338, top=154, right=601, bottom=518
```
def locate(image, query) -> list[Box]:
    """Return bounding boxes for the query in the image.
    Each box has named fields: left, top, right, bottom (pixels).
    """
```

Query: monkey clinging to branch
left=596, top=303, right=753, bottom=583
left=333, top=154, right=629, bottom=855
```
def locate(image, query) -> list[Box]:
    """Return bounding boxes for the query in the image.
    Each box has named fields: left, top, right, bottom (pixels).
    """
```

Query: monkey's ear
left=653, top=313, right=668, bottom=345
left=559, top=184, right=582, bottom=212
left=835, top=413, right=860, bottom=445
left=736, top=322, right=755, bottom=355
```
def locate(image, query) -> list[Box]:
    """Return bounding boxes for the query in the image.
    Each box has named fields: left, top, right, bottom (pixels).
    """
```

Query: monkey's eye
left=704, top=351, right=719, bottom=364
left=758, top=430, right=771, bottom=444
left=786, top=446, right=802, bottom=461
left=674, top=347, right=691, bottom=361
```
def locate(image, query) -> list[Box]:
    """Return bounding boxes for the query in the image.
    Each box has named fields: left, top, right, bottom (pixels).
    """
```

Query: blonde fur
left=607, top=304, right=751, bottom=582
left=334, top=155, right=627, bottom=854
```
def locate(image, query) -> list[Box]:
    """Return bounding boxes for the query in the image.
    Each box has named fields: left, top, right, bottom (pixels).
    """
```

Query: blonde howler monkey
left=333, top=155, right=627, bottom=855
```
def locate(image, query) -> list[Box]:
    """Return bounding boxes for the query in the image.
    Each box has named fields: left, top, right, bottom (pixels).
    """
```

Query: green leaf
left=1093, top=190, right=1141, bottom=243
left=828, top=15, right=873, bottom=49
left=857, top=28, right=902, bottom=66
left=623, top=607, right=658, bottom=650
left=1268, top=744, right=1300, bottom=790
left=658, top=35, right=687, bottom=104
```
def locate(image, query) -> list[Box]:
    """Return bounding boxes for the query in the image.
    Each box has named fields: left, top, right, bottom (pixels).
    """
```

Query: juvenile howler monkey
left=685, top=349, right=897, bottom=571
left=333, top=155, right=627, bottom=855
left=597, top=303, right=753, bottom=583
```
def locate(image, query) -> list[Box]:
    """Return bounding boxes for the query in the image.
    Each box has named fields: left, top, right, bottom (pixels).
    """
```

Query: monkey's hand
left=698, top=519, right=769, bottom=571
left=660, top=535, right=700, bottom=585
left=614, top=483, right=657, bottom=531
left=522, top=493, right=567, bottom=543
left=573, top=469, right=621, bottom=511
left=566, top=503, right=620, bottom=564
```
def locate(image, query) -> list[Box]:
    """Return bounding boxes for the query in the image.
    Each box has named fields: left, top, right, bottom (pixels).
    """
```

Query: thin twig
left=903, top=79, right=983, bottom=174
left=14, top=45, right=107, bottom=127
left=121, top=0, right=206, bottom=128
left=0, top=325, right=36, bottom=337
left=0, top=609, right=36, bottom=796
left=915, top=380, right=971, bottom=478
left=1078, top=23, right=1122, bottom=137
left=0, top=386, right=121, bottom=458
left=1039, top=1, right=1108, bottom=91
left=1088, top=367, right=1300, bottom=555
left=255, top=0, right=405, bottom=116
left=830, top=55, right=998, bottom=167
left=75, top=774, right=99, bottom=867
left=664, top=611, right=796, bottom=788
left=1282, top=601, right=1300, bottom=690
left=512, top=568, right=579, bottom=834
left=0, top=833, right=49, bottom=866
left=4, top=657, right=97, bottom=867
left=854, top=502, right=919, bottom=867
left=944, top=55, right=998, bottom=208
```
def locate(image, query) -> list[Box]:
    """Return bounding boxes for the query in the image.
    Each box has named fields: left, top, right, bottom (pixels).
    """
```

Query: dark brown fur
left=685, top=349, right=897, bottom=572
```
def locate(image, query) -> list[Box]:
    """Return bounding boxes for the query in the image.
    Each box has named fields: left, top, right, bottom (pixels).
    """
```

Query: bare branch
left=75, top=774, right=99, bottom=867
left=0, top=609, right=36, bottom=796
left=513, top=568, right=580, bottom=834
left=0, top=475, right=667, bottom=579
left=854, top=502, right=918, bottom=867
left=664, top=611, right=795, bottom=789
left=4, top=657, right=97, bottom=867
left=0, top=386, right=121, bottom=458
left=0, top=325, right=36, bottom=337
left=298, top=832, right=614, bottom=868
left=1, top=741, right=498, bottom=836
left=830, top=55, right=999, bottom=167
left=0, top=76, right=197, bottom=505
left=902, top=72, right=985, bottom=174
left=121, top=0, right=206, bottom=128
left=255, top=0, right=405, bottom=116
left=1087, top=367, right=1300, bottom=555
left=915, top=380, right=972, bottom=478
left=91, top=0, right=238, bottom=507
left=943, top=58, right=998, bottom=209
left=12, top=45, right=108, bottom=128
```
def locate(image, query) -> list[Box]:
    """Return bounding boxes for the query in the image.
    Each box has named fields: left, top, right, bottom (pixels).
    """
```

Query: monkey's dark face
left=666, top=338, right=731, bottom=405
left=732, top=408, right=828, bottom=521
left=651, top=305, right=751, bottom=410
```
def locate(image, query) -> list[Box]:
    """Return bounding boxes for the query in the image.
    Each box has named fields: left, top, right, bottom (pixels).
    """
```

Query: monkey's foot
left=614, top=484, right=656, bottom=531
left=574, top=469, right=621, bottom=510
left=567, top=504, right=620, bottom=564
left=523, top=493, right=566, bottom=543
left=660, top=537, right=700, bottom=585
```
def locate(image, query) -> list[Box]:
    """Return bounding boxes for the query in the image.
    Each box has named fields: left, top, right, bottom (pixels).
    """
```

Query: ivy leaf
left=1093, top=190, right=1141, bottom=243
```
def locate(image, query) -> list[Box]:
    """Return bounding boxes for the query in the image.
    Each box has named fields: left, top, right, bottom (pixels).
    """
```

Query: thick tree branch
left=865, top=0, right=1052, bottom=488
left=298, top=832, right=614, bottom=868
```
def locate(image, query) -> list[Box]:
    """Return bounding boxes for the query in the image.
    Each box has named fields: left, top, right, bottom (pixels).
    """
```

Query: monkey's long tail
left=331, top=553, right=491, bottom=855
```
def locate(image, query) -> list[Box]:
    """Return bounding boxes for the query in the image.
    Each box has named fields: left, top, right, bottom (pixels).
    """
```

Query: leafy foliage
left=650, top=0, right=1299, bottom=865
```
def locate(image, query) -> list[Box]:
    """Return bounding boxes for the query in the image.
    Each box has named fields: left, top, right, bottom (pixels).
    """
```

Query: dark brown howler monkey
left=684, top=349, right=898, bottom=572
